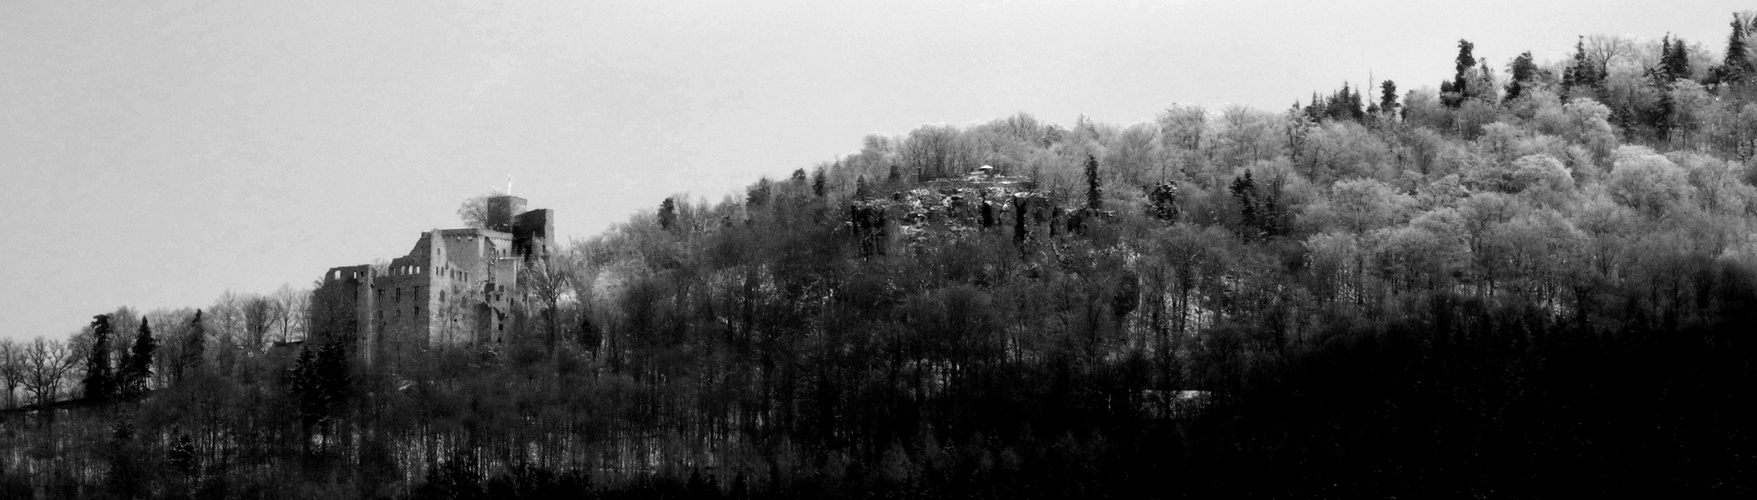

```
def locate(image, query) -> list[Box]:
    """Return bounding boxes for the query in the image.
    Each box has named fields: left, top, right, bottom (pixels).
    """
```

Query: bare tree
left=1219, top=104, right=1278, bottom=166
left=0, top=339, right=22, bottom=408
left=1159, top=104, right=1210, bottom=153
left=457, top=190, right=513, bottom=230
left=1585, top=34, right=1638, bottom=71
left=208, top=292, right=248, bottom=374
left=243, top=296, right=274, bottom=352
left=22, top=336, right=77, bottom=408
left=900, top=125, right=975, bottom=181
left=285, top=286, right=311, bottom=343
left=566, top=246, right=605, bottom=358
left=993, top=112, right=1043, bottom=143
left=520, top=255, right=574, bottom=354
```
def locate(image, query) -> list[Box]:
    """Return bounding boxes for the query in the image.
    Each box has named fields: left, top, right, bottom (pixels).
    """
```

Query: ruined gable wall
left=372, top=235, right=437, bottom=367
left=310, top=265, right=374, bottom=363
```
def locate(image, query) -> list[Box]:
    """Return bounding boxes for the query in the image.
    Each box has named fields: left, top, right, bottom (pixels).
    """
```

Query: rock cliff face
left=846, top=169, right=1141, bottom=258
left=847, top=170, right=1065, bottom=256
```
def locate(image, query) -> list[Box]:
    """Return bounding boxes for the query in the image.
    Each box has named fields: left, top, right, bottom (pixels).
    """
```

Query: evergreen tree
left=746, top=178, right=773, bottom=207
left=1325, top=85, right=1344, bottom=121
left=1148, top=181, right=1181, bottom=222
left=1715, top=16, right=1751, bottom=84
left=658, top=197, right=677, bottom=231
left=179, top=310, right=205, bottom=381
left=1443, top=39, right=1476, bottom=107
left=1646, top=35, right=1695, bottom=138
left=1229, top=171, right=1262, bottom=239
left=1350, top=83, right=1365, bottom=120
left=287, top=339, right=351, bottom=447
left=117, top=317, right=156, bottom=397
left=287, top=347, right=325, bottom=437
left=167, top=434, right=197, bottom=477
left=317, top=340, right=349, bottom=400
left=1663, top=35, right=1691, bottom=82
left=1505, top=51, right=1538, bottom=101
left=790, top=168, right=807, bottom=184
left=1304, top=92, right=1326, bottom=121
left=1453, top=39, right=1476, bottom=89
left=1564, top=36, right=1604, bottom=96
left=1379, top=80, right=1399, bottom=115
left=811, top=165, right=828, bottom=198
left=854, top=175, right=871, bottom=200
left=1260, top=173, right=1285, bottom=237
left=82, top=314, right=114, bottom=400
left=1084, top=154, right=1103, bottom=210
left=578, top=311, right=602, bottom=355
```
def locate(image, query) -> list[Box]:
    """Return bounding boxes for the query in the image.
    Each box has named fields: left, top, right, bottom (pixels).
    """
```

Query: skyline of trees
left=2, top=11, right=1756, bottom=498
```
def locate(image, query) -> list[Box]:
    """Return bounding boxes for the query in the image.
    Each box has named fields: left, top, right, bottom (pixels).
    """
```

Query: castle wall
left=311, top=265, right=374, bottom=362
left=309, top=203, right=551, bottom=368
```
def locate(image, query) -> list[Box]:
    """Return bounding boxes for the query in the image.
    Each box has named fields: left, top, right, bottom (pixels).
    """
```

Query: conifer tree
left=1260, top=173, right=1285, bottom=237
left=811, top=166, right=828, bottom=198
left=1645, top=35, right=1695, bottom=138
left=1661, top=35, right=1691, bottom=82
left=854, top=175, right=871, bottom=200
left=167, top=435, right=196, bottom=477
left=287, top=347, right=324, bottom=438
left=287, top=340, right=351, bottom=446
left=178, top=310, right=205, bottom=382
left=1564, top=36, right=1604, bottom=96
left=1379, top=80, right=1399, bottom=115
left=1084, top=154, right=1103, bottom=210
left=118, top=317, right=156, bottom=397
left=1716, top=16, right=1751, bottom=84
left=83, top=314, right=114, bottom=400
left=658, top=197, right=677, bottom=231
left=1148, top=182, right=1180, bottom=222
left=1305, top=92, right=1326, bottom=121
left=1229, top=171, right=1262, bottom=239
left=1505, top=51, right=1537, bottom=101
left=1350, top=83, right=1365, bottom=120
left=746, top=178, right=772, bottom=207
left=1453, top=40, right=1476, bottom=88
left=1562, top=38, right=1580, bottom=88
left=1443, top=39, right=1476, bottom=107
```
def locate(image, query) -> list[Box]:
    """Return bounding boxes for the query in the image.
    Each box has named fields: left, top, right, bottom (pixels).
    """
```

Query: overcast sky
left=1, top=0, right=1749, bottom=340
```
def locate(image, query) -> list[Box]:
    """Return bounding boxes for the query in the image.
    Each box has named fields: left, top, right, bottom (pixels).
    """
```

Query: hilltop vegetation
left=6, top=13, right=1757, bottom=499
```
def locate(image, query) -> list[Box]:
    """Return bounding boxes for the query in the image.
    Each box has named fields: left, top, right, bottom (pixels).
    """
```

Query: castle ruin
left=309, top=195, right=553, bottom=367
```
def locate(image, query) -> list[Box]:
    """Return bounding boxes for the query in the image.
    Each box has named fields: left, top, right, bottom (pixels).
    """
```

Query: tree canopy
left=7, top=12, right=1757, bottom=499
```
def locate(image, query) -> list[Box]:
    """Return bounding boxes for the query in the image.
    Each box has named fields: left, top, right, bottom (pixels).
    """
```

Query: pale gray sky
left=1, top=0, right=1747, bottom=340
